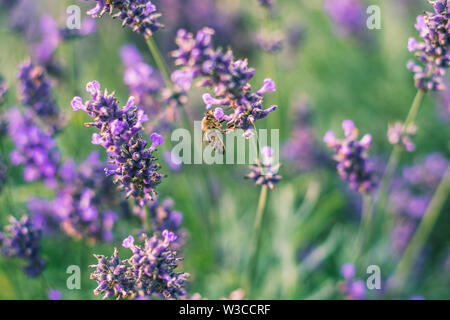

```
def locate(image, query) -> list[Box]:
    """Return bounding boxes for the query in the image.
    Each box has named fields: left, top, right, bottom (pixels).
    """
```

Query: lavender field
left=0, top=0, right=448, bottom=300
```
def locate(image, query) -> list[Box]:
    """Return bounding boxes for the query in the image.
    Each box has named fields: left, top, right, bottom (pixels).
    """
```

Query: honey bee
left=201, top=110, right=229, bottom=154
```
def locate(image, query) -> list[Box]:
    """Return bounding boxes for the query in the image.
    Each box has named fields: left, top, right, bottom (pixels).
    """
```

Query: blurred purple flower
left=338, top=263, right=366, bottom=300
left=120, top=44, right=163, bottom=115
left=258, top=0, right=273, bottom=8
left=17, top=60, right=63, bottom=133
left=282, top=97, right=326, bottom=171
left=163, top=150, right=182, bottom=172
left=387, top=121, right=417, bottom=152
left=323, top=0, right=367, bottom=39
left=53, top=152, right=120, bottom=243
left=389, top=152, right=449, bottom=254
left=0, top=215, right=47, bottom=277
left=246, top=146, right=282, bottom=189
left=48, top=289, right=62, bottom=300
left=7, top=108, right=60, bottom=188
left=255, top=30, right=284, bottom=54
left=33, top=15, right=61, bottom=66
left=324, top=120, right=377, bottom=194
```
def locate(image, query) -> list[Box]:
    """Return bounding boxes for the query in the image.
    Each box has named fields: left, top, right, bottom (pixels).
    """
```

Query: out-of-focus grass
left=0, top=0, right=448, bottom=300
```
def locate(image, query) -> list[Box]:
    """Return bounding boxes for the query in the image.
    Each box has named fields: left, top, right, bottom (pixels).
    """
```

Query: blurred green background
left=0, top=0, right=448, bottom=300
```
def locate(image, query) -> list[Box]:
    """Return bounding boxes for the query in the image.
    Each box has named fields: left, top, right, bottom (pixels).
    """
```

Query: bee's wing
left=210, top=132, right=226, bottom=154
left=203, top=130, right=225, bottom=154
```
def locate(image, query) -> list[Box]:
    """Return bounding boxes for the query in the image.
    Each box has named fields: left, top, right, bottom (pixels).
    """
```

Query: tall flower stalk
left=375, top=0, right=449, bottom=225
left=374, top=89, right=425, bottom=212
left=246, top=143, right=281, bottom=294
left=324, top=120, right=377, bottom=258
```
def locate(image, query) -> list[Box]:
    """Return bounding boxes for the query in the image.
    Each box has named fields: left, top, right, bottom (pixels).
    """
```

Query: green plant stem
left=403, top=89, right=425, bottom=131
left=246, top=123, right=270, bottom=295
left=143, top=204, right=150, bottom=232
left=352, top=194, right=372, bottom=261
left=392, top=165, right=450, bottom=287
left=145, top=36, right=172, bottom=90
left=247, top=184, right=269, bottom=294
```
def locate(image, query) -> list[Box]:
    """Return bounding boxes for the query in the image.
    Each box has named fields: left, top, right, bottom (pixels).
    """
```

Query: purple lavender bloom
left=171, top=27, right=278, bottom=136
left=0, top=0, right=17, bottom=9
left=391, top=219, right=416, bottom=254
left=282, top=97, right=325, bottom=171
left=341, top=263, right=356, bottom=280
left=90, top=232, right=189, bottom=300
left=53, top=152, right=119, bottom=243
left=407, top=1, right=450, bottom=91
left=257, top=0, right=273, bottom=8
left=120, top=44, right=163, bottom=116
left=387, top=121, right=417, bottom=152
left=410, top=295, right=425, bottom=300
left=163, top=150, right=182, bottom=172
left=146, top=198, right=185, bottom=249
left=338, top=263, right=366, bottom=300
left=3, top=0, right=40, bottom=39
left=0, top=215, right=47, bottom=277
left=323, top=0, right=367, bottom=39
left=33, top=15, right=61, bottom=66
left=286, top=23, right=306, bottom=49
left=403, top=152, right=449, bottom=190
left=60, top=17, right=97, bottom=40
left=27, top=197, right=57, bottom=232
left=246, top=146, right=282, bottom=189
left=7, top=108, right=60, bottom=187
left=87, top=0, right=163, bottom=38
left=127, top=232, right=189, bottom=299
left=17, top=61, right=62, bottom=133
left=390, top=153, right=448, bottom=217
left=72, top=81, right=164, bottom=204
left=324, top=120, right=377, bottom=194
left=90, top=248, right=136, bottom=300
left=389, top=152, right=448, bottom=254
left=48, top=289, right=62, bottom=300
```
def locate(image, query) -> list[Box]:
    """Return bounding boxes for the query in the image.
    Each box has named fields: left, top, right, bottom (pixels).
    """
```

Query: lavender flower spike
left=17, top=60, right=62, bottom=133
left=387, top=121, right=417, bottom=152
left=90, top=232, right=189, bottom=300
left=407, top=0, right=450, bottom=91
left=87, top=0, right=163, bottom=38
left=0, top=215, right=47, bottom=277
left=338, top=263, right=366, bottom=300
left=7, top=108, right=60, bottom=187
left=127, top=232, right=189, bottom=299
left=324, top=120, right=377, bottom=194
left=246, top=146, right=282, bottom=189
left=72, top=81, right=164, bottom=204
left=90, top=248, right=136, bottom=300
